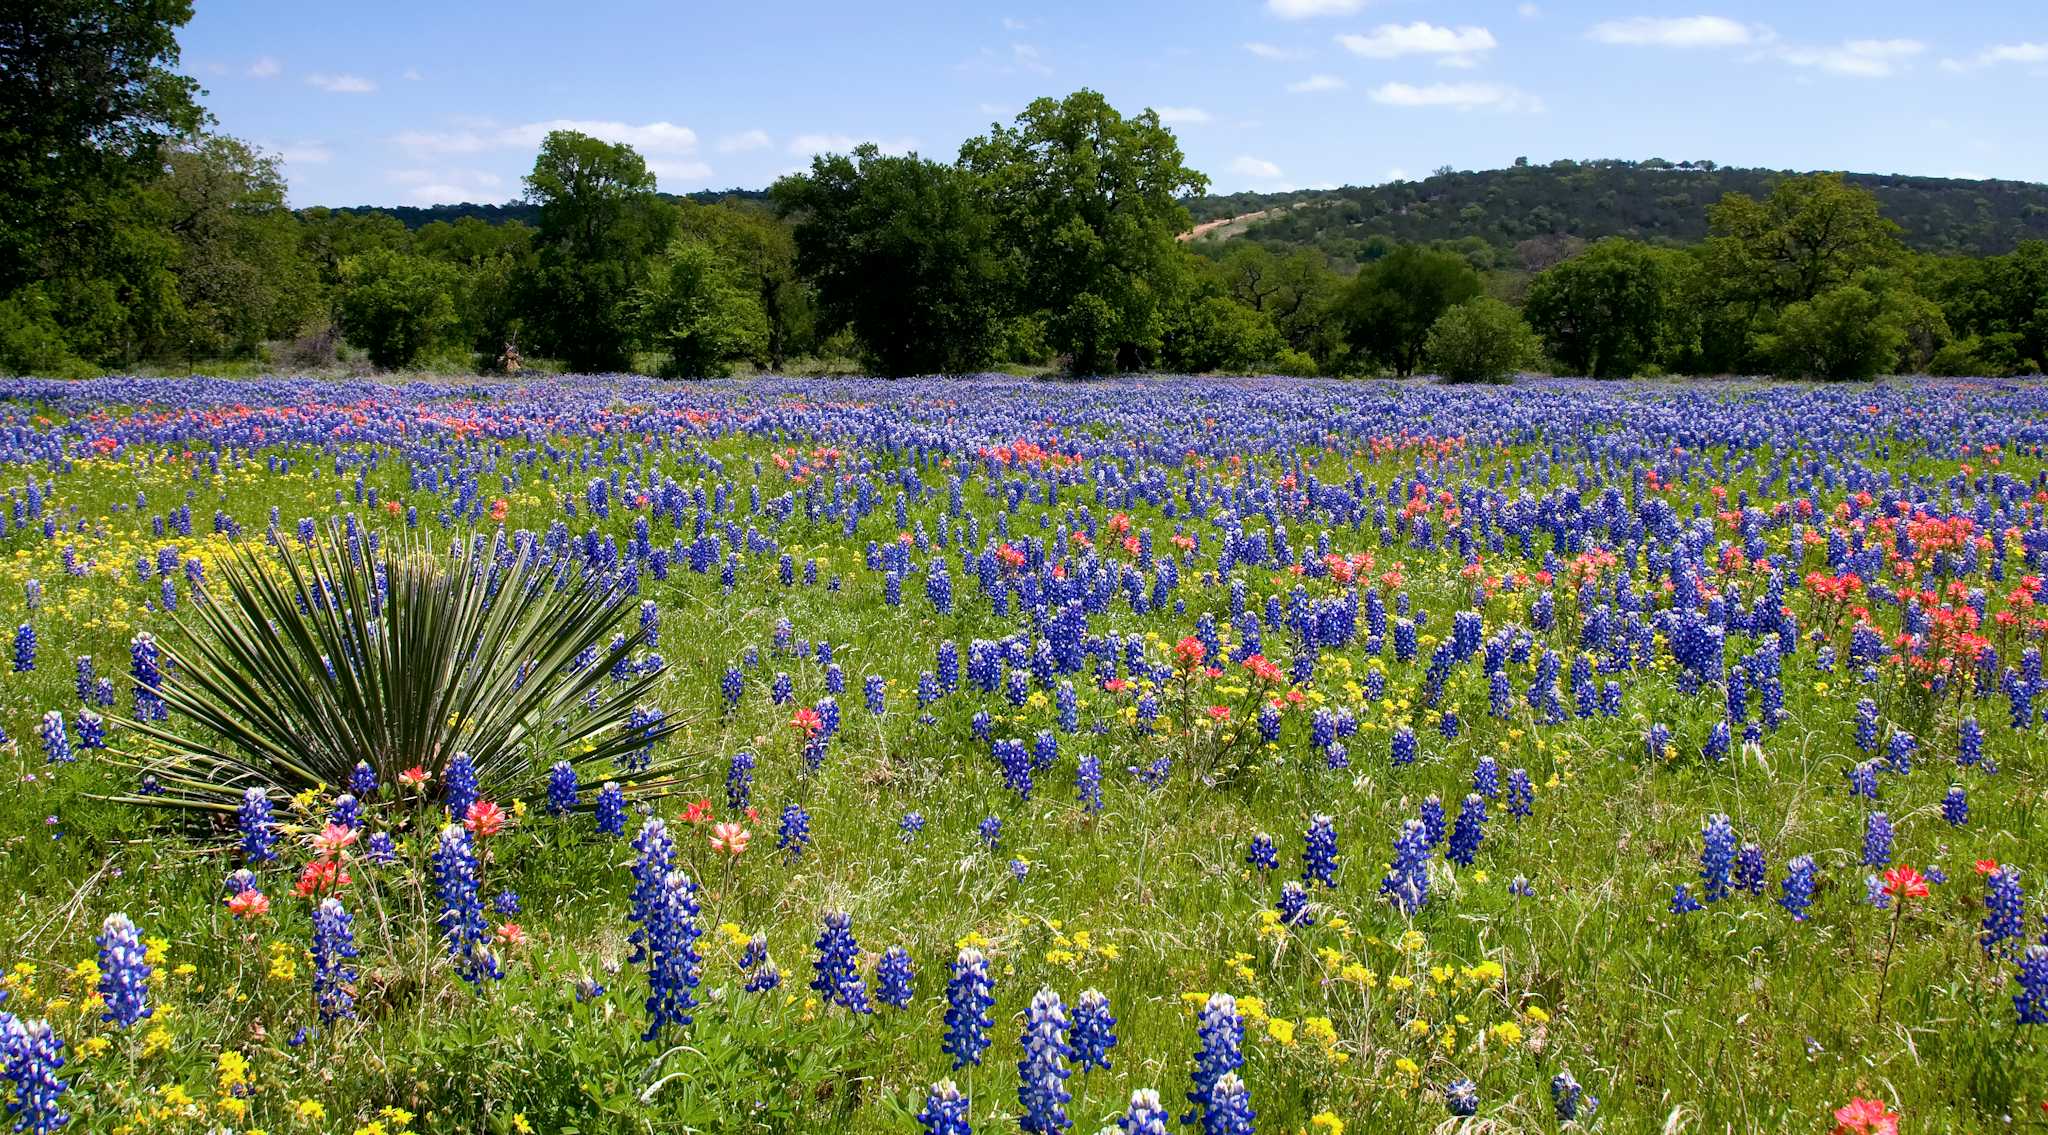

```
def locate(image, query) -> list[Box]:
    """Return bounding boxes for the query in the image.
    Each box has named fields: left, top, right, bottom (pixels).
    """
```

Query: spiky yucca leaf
left=110, top=526, right=683, bottom=810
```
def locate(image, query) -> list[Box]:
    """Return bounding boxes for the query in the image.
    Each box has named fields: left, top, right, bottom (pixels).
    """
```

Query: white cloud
left=402, top=67, right=424, bottom=81
left=306, top=72, right=376, bottom=94
left=388, top=167, right=504, bottom=204
left=1001, top=16, right=1031, bottom=31
left=785, top=133, right=916, bottom=157
left=504, top=119, right=699, bottom=152
left=1338, top=23, right=1497, bottom=63
left=1230, top=155, right=1284, bottom=179
left=247, top=56, right=282, bottom=79
left=1267, top=0, right=1368, bottom=18
left=1155, top=106, right=1211, bottom=125
left=1779, top=38, right=1924, bottom=78
left=1287, top=73, right=1347, bottom=93
left=716, top=129, right=772, bottom=153
left=1941, top=41, right=2048, bottom=71
left=1369, top=81, right=1543, bottom=112
left=1383, top=167, right=1409, bottom=182
left=1517, top=3, right=1540, bottom=18
left=1243, top=41, right=1304, bottom=60
left=1587, top=16, right=1759, bottom=48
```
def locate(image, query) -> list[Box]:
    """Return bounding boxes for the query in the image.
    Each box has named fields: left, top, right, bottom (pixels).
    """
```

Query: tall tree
left=1523, top=238, right=1673, bottom=378
left=521, top=130, right=669, bottom=371
left=959, top=90, right=1209, bottom=373
left=333, top=248, right=460, bottom=370
left=773, top=144, right=1005, bottom=376
left=149, top=133, right=319, bottom=359
left=1337, top=245, right=1482, bottom=377
left=675, top=201, right=810, bottom=369
left=635, top=237, right=765, bottom=378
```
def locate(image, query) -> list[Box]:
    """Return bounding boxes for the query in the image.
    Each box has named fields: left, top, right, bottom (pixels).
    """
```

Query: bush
left=636, top=239, right=766, bottom=378
left=1423, top=297, right=1540, bottom=383
left=334, top=249, right=460, bottom=370
left=1764, top=285, right=1907, bottom=381
left=1161, top=295, right=1284, bottom=374
left=0, top=286, right=95, bottom=377
left=1928, top=333, right=2027, bottom=377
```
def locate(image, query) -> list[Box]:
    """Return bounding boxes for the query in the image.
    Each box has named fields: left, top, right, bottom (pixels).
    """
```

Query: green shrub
left=1423, top=297, right=1539, bottom=383
left=333, top=249, right=461, bottom=370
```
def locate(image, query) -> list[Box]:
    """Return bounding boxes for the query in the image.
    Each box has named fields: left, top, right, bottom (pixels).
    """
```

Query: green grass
left=0, top=402, right=2041, bottom=1135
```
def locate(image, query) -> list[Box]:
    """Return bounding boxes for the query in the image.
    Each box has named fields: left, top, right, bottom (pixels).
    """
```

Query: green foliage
left=522, top=130, right=671, bottom=371
left=1523, top=238, right=1681, bottom=378
left=1339, top=245, right=1483, bottom=377
left=774, top=145, right=1006, bottom=375
left=334, top=248, right=461, bottom=370
left=1762, top=283, right=1911, bottom=381
left=1160, top=294, right=1284, bottom=374
left=960, top=89, right=1209, bottom=373
left=1939, top=240, right=2048, bottom=373
left=675, top=200, right=812, bottom=368
left=115, top=526, right=675, bottom=811
left=636, top=238, right=767, bottom=377
left=1424, top=296, right=1540, bottom=383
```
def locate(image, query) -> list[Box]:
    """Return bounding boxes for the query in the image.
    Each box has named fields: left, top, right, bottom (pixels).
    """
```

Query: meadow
left=0, top=373, right=2044, bottom=1135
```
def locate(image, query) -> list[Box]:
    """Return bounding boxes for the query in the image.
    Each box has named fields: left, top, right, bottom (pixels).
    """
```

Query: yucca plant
left=110, top=525, right=684, bottom=811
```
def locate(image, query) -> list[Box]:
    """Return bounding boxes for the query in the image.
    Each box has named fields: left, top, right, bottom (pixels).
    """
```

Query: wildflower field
left=2, top=374, right=2047, bottom=1135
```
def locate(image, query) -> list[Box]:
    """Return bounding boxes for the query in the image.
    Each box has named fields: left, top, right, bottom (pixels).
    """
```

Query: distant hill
left=322, top=188, right=773, bottom=228
left=1185, top=159, right=2048, bottom=261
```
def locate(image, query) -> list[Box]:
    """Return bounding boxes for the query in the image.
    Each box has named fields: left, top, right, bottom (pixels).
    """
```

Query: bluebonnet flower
left=640, top=869, right=703, bottom=1040
left=1848, top=760, right=1880, bottom=800
left=1277, top=880, right=1314, bottom=927
left=944, top=946, right=996, bottom=1069
left=1447, top=793, right=1486, bottom=867
left=0, top=1015, right=69, bottom=1134
left=779, top=803, right=812, bottom=858
left=347, top=760, right=378, bottom=799
left=95, top=913, right=152, bottom=1027
left=1246, top=832, right=1277, bottom=873
left=311, top=897, right=358, bottom=1022
left=13, top=623, right=35, bottom=672
left=1886, top=731, right=1916, bottom=775
left=1381, top=819, right=1432, bottom=914
left=1669, top=884, right=1703, bottom=915
left=595, top=782, right=627, bottom=836
left=1983, top=868, right=2025, bottom=957
left=627, top=818, right=677, bottom=963
left=1704, top=719, right=1731, bottom=763
left=864, top=674, right=886, bottom=716
left=1473, top=756, right=1500, bottom=798
left=329, top=793, right=361, bottom=831
left=1699, top=814, right=1736, bottom=902
left=810, top=910, right=870, bottom=1014
left=1506, top=768, right=1533, bottom=819
left=1509, top=874, right=1536, bottom=898
left=2016, top=944, right=2048, bottom=1025
left=129, top=632, right=164, bottom=720
left=1420, top=794, right=1446, bottom=848
left=1957, top=716, right=1983, bottom=768
left=432, top=825, right=500, bottom=983
left=1391, top=724, right=1417, bottom=766
left=493, top=890, right=520, bottom=916
left=996, top=737, right=1034, bottom=802
left=1070, top=988, right=1117, bottom=1071
left=918, top=1080, right=972, bottom=1135
left=546, top=762, right=579, bottom=815
left=1780, top=855, right=1817, bottom=920
left=444, top=752, right=478, bottom=819
left=1855, top=698, right=1880, bottom=751
left=900, top=812, right=926, bottom=843
left=739, top=932, right=768, bottom=972
left=37, top=712, right=71, bottom=765
left=1551, top=1071, right=1583, bottom=1122
left=721, top=665, right=744, bottom=710
left=1444, top=1078, right=1479, bottom=1117
left=365, top=831, right=397, bottom=865
left=1735, top=843, right=1767, bottom=896
left=238, top=787, right=276, bottom=864
left=1943, top=784, right=1967, bottom=827
left=1863, top=812, right=1893, bottom=868
left=74, top=655, right=93, bottom=704
left=1076, top=755, right=1103, bottom=812
left=1183, top=993, right=1244, bottom=1128
left=1865, top=874, right=1891, bottom=909
left=1118, top=1089, right=1172, bottom=1135
left=1017, top=988, right=1074, bottom=1134
left=878, top=946, right=916, bottom=1008
left=745, top=961, right=783, bottom=993
left=1323, top=740, right=1348, bottom=770
left=1202, top=1073, right=1255, bottom=1135
left=1646, top=723, right=1671, bottom=759
left=75, top=711, right=104, bottom=751
left=1302, top=814, right=1338, bottom=887
left=976, top=815, right=1003, bottom=850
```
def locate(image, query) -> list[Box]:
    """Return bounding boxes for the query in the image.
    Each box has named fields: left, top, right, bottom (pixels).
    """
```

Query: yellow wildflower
left=295, top=1098, right=327, bottom=1124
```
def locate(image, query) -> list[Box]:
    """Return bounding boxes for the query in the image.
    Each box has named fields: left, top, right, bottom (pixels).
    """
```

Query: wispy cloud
left=1287, top=74, right=1347, bottom=93
left=1230, top=155, right=1284, bottom=179
left=716, top=129, right=772, bottom=153
left=1779, top=38, right=1924, bottom=78
left=1369, top=81, right=1543, bottom=112
left=1267, top=0, right=1368, bottom=18
left=1155, top=106, right=1212, bottom=126
left=276, top=141, right=332, bottom=165
left=306, top=72, right=376, bottom=94
left=396, top=119, right=700, bottom=157
left=247, top=56, right=282, bottom=79
left=1587, top=16, right=1762, bottom=48
left=1941, top=41, right=2048, bottom=71
left=785, top=133, right=916, bottom=157
left=1338, top=23, right=1496, bottom=66
left=1243, top=41, right=1305, bottom=61
left=388, top=167, right=504, bottom=205
left=646, top=159, right=714, bottom=185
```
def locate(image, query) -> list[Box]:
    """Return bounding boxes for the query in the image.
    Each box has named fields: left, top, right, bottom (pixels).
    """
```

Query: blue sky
left=175, top=0, right=2047, bottom=207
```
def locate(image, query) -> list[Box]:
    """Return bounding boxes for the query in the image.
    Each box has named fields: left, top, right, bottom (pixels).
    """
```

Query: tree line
left=3, top=2, right=2044, bottom=382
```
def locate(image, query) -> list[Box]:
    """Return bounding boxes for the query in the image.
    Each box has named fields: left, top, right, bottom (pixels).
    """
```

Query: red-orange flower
left=495, top=922, right=527, bottom=947
left=293, top=858, right=351, bottom=899
left=1241, top=654, right=1284, bottom=683
left=791, top=706, right=823, bottom=736
left=681, top=798, right=714, bottom=824
left=398, top=765, right=430, bottom=789
left=1833, top=1097, right=1899, bottom=1135
left=311, top=822, right=358, bottom=858
left=465, top=799, right=508, bottom=837
left=709, top=821, right=750, bottom=856
left=1174, top=636, right=1207, bottom=669
left=1881, top=866, right=1929, bottom=900
left=226, top=889, right=270, bottom=919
